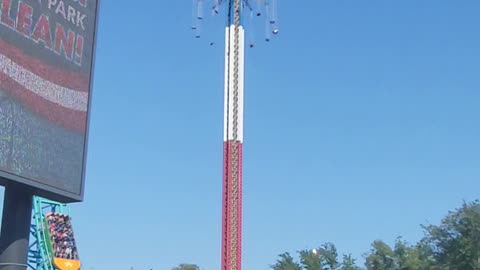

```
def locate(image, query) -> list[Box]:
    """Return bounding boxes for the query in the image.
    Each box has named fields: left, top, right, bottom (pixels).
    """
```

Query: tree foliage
left=271, top=253, right=303, bottom=270
left=422, top=200, right=480, bottom=269
left=365, top=241, right=396, bottom=270
left=271, top=244, right=349, bottom=270
left=270, top=200, right=480, bottom=270
left=172, top=264, right=201, bottom=270
left=340, top=254, right=362, bottom=270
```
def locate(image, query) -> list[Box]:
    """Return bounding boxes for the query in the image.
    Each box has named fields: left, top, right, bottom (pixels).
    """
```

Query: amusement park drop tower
left=192, top=1, right=278, bottom=270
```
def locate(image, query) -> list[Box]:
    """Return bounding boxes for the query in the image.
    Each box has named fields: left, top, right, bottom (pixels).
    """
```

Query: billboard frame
left=0, top=0, right=102, bottom=203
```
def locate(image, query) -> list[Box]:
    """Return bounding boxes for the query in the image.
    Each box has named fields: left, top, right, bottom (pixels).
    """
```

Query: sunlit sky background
left=1, top=0, right=480, bottom=269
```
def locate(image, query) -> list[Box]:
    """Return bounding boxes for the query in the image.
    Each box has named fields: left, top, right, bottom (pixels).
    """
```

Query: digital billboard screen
left=0, top=0, right=98, bottom=202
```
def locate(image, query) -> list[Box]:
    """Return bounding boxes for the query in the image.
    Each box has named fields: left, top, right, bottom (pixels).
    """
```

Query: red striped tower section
left=221, top=22, right=245, bottom=270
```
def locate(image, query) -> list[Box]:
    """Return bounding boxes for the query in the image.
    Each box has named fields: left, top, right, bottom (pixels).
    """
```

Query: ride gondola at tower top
left=192, top=0, right=279, bottom=47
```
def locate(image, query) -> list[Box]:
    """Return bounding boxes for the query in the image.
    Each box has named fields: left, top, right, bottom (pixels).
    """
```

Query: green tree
left=299, top=249, right=322, bottom=270
left=273, top=243, right=361, bottom=270
left=271, top=252, right=303, bottom=270
left=340, top=254, right=362, bottom=270
left=364, top=240, right=396, bottom=270
left=393, top=238, right=431, bottom=270
left=299, top=243, right=340, bottom=270
left=421, top=200, right=480, bottom=270
left=269, top=200, right=480, bottom=270
left=172, top=264, right=200, bottom=270
left=319, top=243, right=339, bottom=270
left=364, top=238, right=442, bottom=270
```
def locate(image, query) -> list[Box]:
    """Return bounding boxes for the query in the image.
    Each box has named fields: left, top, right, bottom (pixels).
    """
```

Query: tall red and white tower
left=222, top=3, right=245, bottom=270
left=192, top=1, right=278, bottom=270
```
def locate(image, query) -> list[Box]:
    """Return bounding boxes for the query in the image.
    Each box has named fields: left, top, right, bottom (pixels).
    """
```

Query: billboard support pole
left=0, top=184, right=33, bottom=270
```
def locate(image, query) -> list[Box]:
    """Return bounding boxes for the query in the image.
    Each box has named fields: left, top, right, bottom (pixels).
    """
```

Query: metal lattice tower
left=192, top=1, right=278, bottom=270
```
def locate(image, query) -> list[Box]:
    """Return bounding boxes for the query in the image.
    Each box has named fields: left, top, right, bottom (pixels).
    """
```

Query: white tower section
left=224, top=25, right=245, bottom=143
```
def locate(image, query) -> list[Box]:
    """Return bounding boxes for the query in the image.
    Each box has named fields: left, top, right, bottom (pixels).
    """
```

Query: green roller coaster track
left=28, top=196, right=72, bottom=270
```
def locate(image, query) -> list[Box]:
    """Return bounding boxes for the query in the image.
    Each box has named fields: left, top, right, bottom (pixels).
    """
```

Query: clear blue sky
left=2, top=0, right=480, bottom=269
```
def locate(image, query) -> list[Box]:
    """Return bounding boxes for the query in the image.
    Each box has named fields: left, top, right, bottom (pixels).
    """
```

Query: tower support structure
left=221, top=1, right=245, bottom=270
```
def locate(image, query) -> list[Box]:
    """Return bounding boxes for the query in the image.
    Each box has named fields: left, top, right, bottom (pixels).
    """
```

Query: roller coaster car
left=44, top=213, right=82, bottom=270
left=53, top=258, right=81, bottom=270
